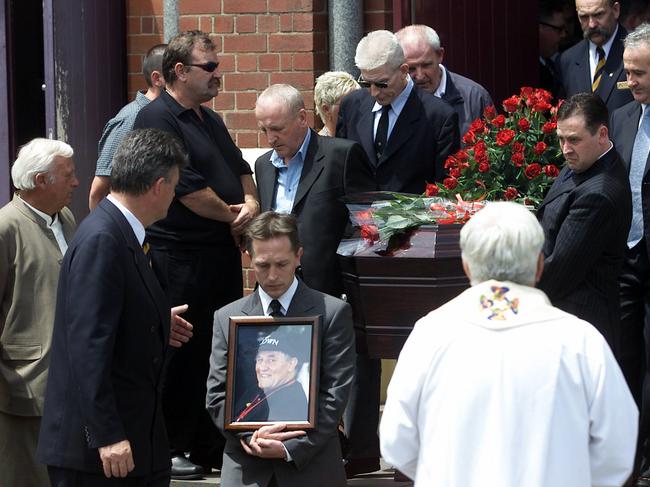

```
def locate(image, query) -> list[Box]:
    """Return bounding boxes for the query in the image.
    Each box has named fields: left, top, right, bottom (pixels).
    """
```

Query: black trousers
left=151, top=245, right=243, bottom=463
left=48, top=467, right=169, bottom=487
left=619, top=240, right=650, bottom=468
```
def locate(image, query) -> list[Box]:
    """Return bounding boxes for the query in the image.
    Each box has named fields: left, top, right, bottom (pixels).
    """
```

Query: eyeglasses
left=186, top=61, right=220, bottom=72
left=539, top=21, right=566, bottom=34
left=357, top=76, right=389, bottom=89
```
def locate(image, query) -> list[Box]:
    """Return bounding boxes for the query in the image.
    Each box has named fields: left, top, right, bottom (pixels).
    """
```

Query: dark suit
left=557, top=25, right=633, bottom=114
left=441, top=68, right=493, bottom=137
left=537, top=147, right=632, bottom=348
left=255, top=130, right=373, bottom=298
left=206, top=281, right=355, bottom=487
left=235, top=381, right=308, bottom=423
left=336, top=84, right=460, bottom=193
left=37, top=199, right=171, bottom=482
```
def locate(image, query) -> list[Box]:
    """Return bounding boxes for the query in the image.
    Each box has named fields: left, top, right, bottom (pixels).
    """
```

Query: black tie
left=374, top=104, right=391, bottom=160
left=269, top=299, right=284, bottom=317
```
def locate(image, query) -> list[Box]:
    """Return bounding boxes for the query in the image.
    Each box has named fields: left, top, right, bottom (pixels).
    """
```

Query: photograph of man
left=235, top=330, right=308, bottom=423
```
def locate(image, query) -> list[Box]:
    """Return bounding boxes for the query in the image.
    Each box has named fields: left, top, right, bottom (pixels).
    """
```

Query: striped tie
left=592, top=46, right=606, bottom=92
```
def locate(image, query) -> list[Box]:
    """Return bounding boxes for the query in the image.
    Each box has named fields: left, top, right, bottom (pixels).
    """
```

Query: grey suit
left=206, top=281, right=355, bottom=487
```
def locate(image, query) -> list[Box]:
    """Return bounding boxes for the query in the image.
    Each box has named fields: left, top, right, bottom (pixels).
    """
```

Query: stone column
left=163, top=0, right=179, bottom=42
left=328, top=0, right=363, bottom=76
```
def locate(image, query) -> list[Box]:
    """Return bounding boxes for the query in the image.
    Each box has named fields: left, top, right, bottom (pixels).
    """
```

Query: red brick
left=179, top=15, right=199, bottom=31
left=270, top=33, right=314, bottom=52
left=223, top=0, right=266, bottom=13
left=236, top=15, right=256, bottom=33
left=128, top=54, right=143, bottom=74
left=179, top=0, right=221, bottom=14
left=209, top=34, right=223, bottom=52
left=127, top=17, right=141, bottom=35
left=259, top=54, right=280, bottom=71
left=280, top=53, right=292, bottom=70
left=141, top=16, right=153, bottom=33
left=153, top=16, right=164, bottom=34
left=223, top=34, right=267, bottom=53
left=127, top=0, right=163, bottom=16
left=237, top=131, right=259, bottom=148
left=292, top=53, right=314, bottom=71
left=214, top=16, right=234, bottom=33
left=236, top=92, right=259, bottom=110
left=224, top=73, right=269, bottom=91
left=269, top=0, right=312, bottom=13
left=198, top=16, right=213, bottom=32
left=243, top=288, right=254, bottom=296
left=237, top=54, right=258, bottom=72
left=305, top=111, right=316, bottom=127
left=258, top=16, right=279, bottom=33
left=270, top=72, right=314, bottom=90
left=279, top=14, right=293, bottom=32
left=127, top=73, right=147, bottom=94
left=364, top=11, right=392, bottom=32
left=293, top=13, right=313, bottom=31
left=225, top=111, right=258, bottom=130
left=258, top=132, right=270, bottom=147
left=127, top=34, right=164, bottom=54
left=241, top=252, right=252, bottom=267
left=218, top=54, right=236, bottom=72
left=213, top=92, right=235, bottom=111
left=302, top=91, right=314, bottom=110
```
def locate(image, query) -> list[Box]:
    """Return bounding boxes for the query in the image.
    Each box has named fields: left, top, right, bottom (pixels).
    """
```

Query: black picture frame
left=225, top=315, right=321, bottom=431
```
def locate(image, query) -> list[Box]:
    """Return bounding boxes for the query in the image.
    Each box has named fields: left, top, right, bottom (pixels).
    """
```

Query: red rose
left=444, top=155, right=458, bottom=169
left=475, top=151, right=489, bottom=165
left=449, top=167, right=461, bottom=178
left=535, top=88, right=553, bottom=102
left=544, top=164, right=560, bottom=177
left=496, top=129, right=516, bottom=146
left=478, top=162, right=490, bottom=173
left=443, top=177, right=458, bottom=190
left=503, top=95, right=521, bottom=112
left=524, top=163, right=542, bottom=179
left=542, top=121, right=557, bottom=134
left=533, top=141, right=547, bottom=155
left=483, top=105, right=497, bottom=120
left=517, top=118, right=530, bottom=132
left=360, top=224, right=379, bottom=242
left=469, top=118, right=485, bottom=133
left=463, top=130, right=476, bottom=145
left=455, top=149, right=470, bottom=161
left=510, top=151, right=525, bottom=167
left=492, top=114, right=506, bottom=128
left=532, top=100, right=552, bottom=113
left=425, top=183, right=439, bottom=196
left=512, top=141, right=525, bottom=153
left=524, top=198, right=534, bottom=206
left=503, top=187, right=519, bottom=200
left=520, top=86, right=534, bottom=98
left=355, top=210, right=373, bottom=221
left=474, top=140, right=487, bottom=154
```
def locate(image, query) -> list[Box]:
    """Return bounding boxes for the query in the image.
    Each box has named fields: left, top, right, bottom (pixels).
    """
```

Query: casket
left=339, top=224, right=469, bottom=359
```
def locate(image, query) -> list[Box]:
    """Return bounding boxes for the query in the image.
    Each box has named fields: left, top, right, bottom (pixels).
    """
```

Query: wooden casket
left=339, top=224, right=469, bottom=359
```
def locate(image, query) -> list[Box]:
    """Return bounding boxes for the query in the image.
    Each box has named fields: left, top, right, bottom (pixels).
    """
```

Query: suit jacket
left=37, top=199, right=172, bottom=476
left=537, top=148, right=632, bottom=347
left=255, top=131, right=373, bottom=298
left=557, top=25, right=633, bottom=114
left=611, top=100, right=650, bottom=258
left=0, top=196, right=75, bottom=416
left=442, top=68, right=494, bottom=137
left=206, top=281, right=356, bottom=487
left=336, top=84, right=460, bottom=194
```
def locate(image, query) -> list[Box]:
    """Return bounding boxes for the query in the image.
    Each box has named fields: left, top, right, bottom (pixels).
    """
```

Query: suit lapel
left=292, top=131, right=324, bottom=212
left=618, top=103, right=642, bottom=172
left=574, top=41, right=592, bottom=93
left=538, top=167, right=575, bottom=213
left=241, top=291, right=265, bottom=316
left=378, top=89, right=420, bottom=164
left=285, top=281, right=318, bottom=316
left=256, top=151, right=277, bottom=212
left=357, top=95, right=379, bottom=166
left=596, top=29, right=626, bottom=103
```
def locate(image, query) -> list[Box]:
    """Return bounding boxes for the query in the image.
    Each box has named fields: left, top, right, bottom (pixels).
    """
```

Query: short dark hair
left=163, top=30, right=214, bottom=86
left=245, top=212, right=301, bottom=255
left=539, top=0, right=564, bottom=22
left=110, top=128, right=188, bottom=195
left=557, top=92, right=609, bottom=134
left=142, top=44, right=167, bottom=87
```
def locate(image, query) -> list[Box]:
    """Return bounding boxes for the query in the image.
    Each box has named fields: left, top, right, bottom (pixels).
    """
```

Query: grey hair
left=314, top=71, right=360, bottom=121
left=395, top=24, right=442, bottom=50
left=355, top=30, right=406, bottom=71
left=256, top=84, right=305, bottom=115
left=11, top=138, right=74, bottom=190
left=625, top=23, right=650, bottom=49
left=460, top=202, right=544, bottom=286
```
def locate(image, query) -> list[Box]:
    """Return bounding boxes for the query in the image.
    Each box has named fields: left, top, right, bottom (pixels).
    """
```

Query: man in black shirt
left=134, top=30, right=259, bottom=479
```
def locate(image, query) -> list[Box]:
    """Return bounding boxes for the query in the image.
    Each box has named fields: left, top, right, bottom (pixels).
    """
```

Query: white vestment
left=380, top=280, right=638, bottom=487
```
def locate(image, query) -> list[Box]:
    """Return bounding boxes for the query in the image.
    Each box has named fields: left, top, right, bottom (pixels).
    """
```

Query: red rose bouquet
left=432, top=87, right=564, bottom=207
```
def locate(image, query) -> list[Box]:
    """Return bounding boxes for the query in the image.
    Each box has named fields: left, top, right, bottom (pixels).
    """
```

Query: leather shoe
left=171, top=455, right=204, bottom=480
left=344, top=457, right=380, bottom=478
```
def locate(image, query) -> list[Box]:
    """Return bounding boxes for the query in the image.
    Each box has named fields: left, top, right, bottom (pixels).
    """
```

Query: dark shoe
left=637, top=476, right=650, bottom=486
left=171, top=455, right=204, bottom=480
left=344, top=457, right=380, bottom=478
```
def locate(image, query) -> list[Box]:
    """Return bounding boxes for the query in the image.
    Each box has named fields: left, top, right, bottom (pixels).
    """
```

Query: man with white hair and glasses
left=380, top=202, right=638, bottom=487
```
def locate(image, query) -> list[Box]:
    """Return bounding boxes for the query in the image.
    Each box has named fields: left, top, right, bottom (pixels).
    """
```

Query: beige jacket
left=0, top=195, right=75, bottom=416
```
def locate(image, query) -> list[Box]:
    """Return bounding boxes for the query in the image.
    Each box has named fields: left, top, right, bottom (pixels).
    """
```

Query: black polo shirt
left=134, top=91, right=252, bottom=249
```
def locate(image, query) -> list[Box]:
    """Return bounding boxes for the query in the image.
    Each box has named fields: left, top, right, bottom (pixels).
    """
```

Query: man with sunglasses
left=134, top=30, right=259, bottom=480
left=335, top=29, right=459, bottom=478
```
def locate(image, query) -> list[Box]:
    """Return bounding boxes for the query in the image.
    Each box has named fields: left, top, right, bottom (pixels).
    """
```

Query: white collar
left=106, top=194, right=146, bottom=245
left=433, top=64, right=448, bottom=98
left=258, top=277, right=299, bottom=316
left=20, top=197, right=58, bottom=226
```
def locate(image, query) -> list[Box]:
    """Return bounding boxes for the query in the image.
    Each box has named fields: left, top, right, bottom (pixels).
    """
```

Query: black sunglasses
left=186, top=61, right=220, bottom=72
left=357, top=76, right=389, bottom=89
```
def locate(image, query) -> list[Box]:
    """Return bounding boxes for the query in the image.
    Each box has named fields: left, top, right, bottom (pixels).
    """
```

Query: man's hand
left=98, top=439, right=134, bottom=478
left=229, top=199, right=259, bottom=235
left=170, top=304, right=193, bottom=348
left=239, top=423, right=306, bottom=459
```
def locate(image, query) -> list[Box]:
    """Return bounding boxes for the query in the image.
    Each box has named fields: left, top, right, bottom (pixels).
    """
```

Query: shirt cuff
left=283, top=444, right=292, bottom=462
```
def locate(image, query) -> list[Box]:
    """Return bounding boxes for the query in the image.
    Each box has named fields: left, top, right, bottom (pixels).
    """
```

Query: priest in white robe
left=380, top=201, right=638, bottom=487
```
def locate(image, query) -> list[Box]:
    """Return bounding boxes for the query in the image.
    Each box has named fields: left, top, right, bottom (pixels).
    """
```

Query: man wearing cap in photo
left=235, top=331, right=308, bottom=423
left=206, top=211, right=355, bottom=487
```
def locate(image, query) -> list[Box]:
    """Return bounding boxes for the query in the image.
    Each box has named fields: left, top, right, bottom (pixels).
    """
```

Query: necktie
left=374, top=104, right=391, bottom=160
left=269, top=299, right=284, bottom=317
left=628, top=109, right=650, bottom=248
left=142, top=240, right=152, bottom=267
left=592, top=46, right=606, bottom=92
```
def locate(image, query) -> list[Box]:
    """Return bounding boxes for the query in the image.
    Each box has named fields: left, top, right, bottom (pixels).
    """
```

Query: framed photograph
left=224, top=316, right=321, bottom=431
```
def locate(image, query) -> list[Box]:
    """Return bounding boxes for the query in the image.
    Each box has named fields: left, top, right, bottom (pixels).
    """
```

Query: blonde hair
left=314, top=71, right=360, bottom=122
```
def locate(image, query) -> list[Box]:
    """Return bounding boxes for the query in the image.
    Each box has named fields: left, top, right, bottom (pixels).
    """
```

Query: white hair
left=314, top=71, right=360, bottom=121
left=460, top=202, right=544, bottom=286
left=11, top=138, right=74, bottom=190
left=395, top=24, right=441, bottom=50
left=625, top=22, right=650, bottom=50
left=355, top=30, right=405, bottom=71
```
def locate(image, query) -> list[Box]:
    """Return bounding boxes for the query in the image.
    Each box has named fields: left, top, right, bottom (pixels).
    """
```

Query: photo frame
left=224, top=315, right=321, bottom=431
